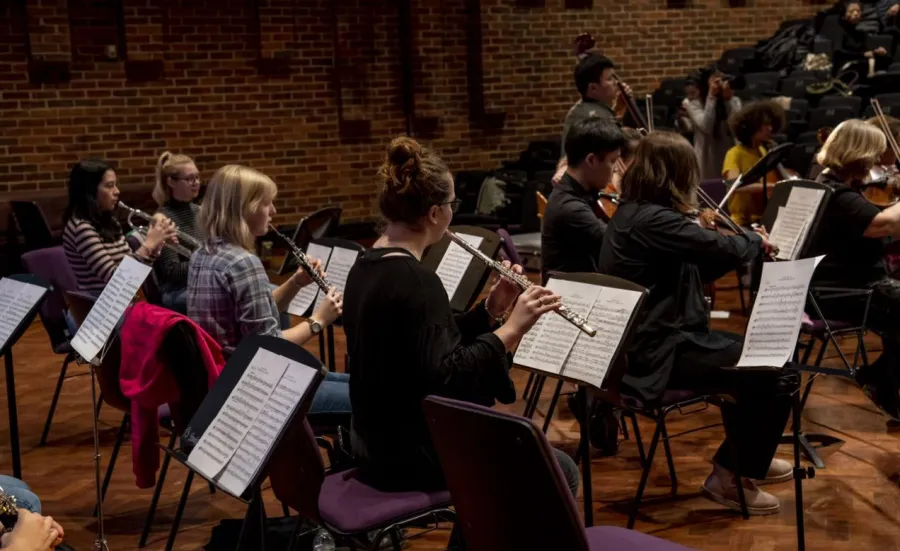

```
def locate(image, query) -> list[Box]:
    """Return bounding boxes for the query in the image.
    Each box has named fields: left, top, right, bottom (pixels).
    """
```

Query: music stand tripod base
left=779, top=431, right=845, bottom=469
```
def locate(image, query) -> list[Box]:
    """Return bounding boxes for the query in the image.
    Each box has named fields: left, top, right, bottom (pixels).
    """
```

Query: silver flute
left=269, top=224, right=332, bottom=292
left=445, top=230, right=597, bottom=337
left=117, top=201, right=201, bottom=258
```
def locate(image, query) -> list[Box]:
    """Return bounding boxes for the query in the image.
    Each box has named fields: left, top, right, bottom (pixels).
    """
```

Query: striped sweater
left=63, top=218, right=132, bottom=293
left=154, top=200, right=201, bottom=293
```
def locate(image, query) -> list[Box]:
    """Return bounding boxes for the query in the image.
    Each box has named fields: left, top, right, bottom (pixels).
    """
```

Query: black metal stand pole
left=5, top=351, right=21, bottom=479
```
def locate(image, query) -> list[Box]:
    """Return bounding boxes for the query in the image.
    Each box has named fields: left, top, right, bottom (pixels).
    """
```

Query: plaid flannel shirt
left=187, top=238, right=281, bottom=349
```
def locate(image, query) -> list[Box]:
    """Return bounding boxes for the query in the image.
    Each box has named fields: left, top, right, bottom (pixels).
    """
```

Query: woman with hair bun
left=342, top=136, right=581, bottom=502
left=152, top=151, right=202, bottom=313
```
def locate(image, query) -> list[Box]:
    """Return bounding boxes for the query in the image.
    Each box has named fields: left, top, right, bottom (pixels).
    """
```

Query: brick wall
left=0, top=0, right=825, bottom=223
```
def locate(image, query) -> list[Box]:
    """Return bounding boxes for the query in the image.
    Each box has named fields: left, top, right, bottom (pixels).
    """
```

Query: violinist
left=722, top=100, right=787, bottom=226
left=610, top=127, right=643, bottom=194
left=541, top=117, right=624, bottom=285
left=806, top=119, right=900, bottom=419
left=866, top=115, right=900, bottom=182
left=553, top=53, right=632, bottom=185
left=599, top=131, right=790, bottom=516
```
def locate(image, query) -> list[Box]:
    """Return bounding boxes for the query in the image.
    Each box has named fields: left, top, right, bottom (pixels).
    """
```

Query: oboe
left=445, top=230, right=597, bottom=337
left=269, top=224, right=332, bottom=292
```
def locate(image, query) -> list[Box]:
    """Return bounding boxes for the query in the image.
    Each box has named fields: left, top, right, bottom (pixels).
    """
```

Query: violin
left=860, top=169, right=900, bottom=207
left=863, top=99, right=900, bottom=208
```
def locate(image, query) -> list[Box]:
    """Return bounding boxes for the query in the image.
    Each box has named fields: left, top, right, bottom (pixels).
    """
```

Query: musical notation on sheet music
left=216, top=358, right=315, bottom=496
left=769, top=187, right=824, bottom=261
left=565, top=287, right=642, bottom=389
left=187, top=349, right=288, bottom=478
left=312, top=246, right=358, bottom=313
left=513, top=279, right=600, bottom=375
left=737, top=256, right=823, bottom=368
left=435, top=233, right=484, bottom=301
left=70, top=256, right=151, bottom=363
left=0, top=278, right=46, bottom=353
left=287, top=242, right=333, bottom=317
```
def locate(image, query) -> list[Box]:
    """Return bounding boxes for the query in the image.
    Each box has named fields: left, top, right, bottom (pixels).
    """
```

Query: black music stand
left=421, top=225, right=502, bottom=313
left=1, top=274, right=50, bottom=479
left=725, top=142, right=794, bottom=210
left=511, top=272, right=648, bottom=527
left=758, top=181, right=853, bottom=468
left=163, top=335, right=326, bottom=551
left=309, top=237, right=364, bottom=373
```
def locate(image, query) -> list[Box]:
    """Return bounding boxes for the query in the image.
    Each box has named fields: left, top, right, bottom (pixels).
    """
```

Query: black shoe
left=567, top=395, right=619, bottom=456
left=855, top=367, right=900, bottom=422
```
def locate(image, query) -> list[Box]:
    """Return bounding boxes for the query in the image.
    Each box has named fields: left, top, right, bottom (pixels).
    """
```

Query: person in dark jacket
left=598, top=130, right=793, bottom=516
left=342, top=136, right=580, bottom=499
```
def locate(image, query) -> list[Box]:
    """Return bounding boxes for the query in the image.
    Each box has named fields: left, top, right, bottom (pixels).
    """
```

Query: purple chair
left=495, top=228, right=524, bottom=267
left=423, top=395, right=695, bottom=551
left=21, top=246, right=79, bottom=446
left=269, top=419, right=453, bottom=551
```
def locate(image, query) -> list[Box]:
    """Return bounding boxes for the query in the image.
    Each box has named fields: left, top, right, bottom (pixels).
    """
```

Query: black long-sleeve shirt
left=598, top=201, right=761, bottom=401
left=154, top=200, right=200, bottom=293
left=541, top=173, right=606, bottom=284
left=342, top=247, right=514, bottom=491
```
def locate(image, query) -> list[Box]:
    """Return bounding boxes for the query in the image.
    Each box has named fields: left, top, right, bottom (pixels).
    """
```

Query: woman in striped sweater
left=152, top=151, right=201, bottom=313
left=63, top=159, right=176, bottom=294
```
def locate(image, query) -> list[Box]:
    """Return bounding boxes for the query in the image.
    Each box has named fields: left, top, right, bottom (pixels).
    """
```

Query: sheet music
left=287, top=243, right=333, bottom=317
left=0, top=278, right=46, bottom=353
left=312, top=246, right=358, bottom=313
left=434, top=233, right=484, bottom=301
left=737, top=256, right=824, bottom=368
left=70, top=256, right=151, bottom=363
left=564, top=287, right=642, bottom=389
left=216, top=358, right=316, bottom=497
left=186, top=348, right=289, bottom=479
left=769, top=187, right=825, bottom=260
left=513, top=279, right=600, bottom=375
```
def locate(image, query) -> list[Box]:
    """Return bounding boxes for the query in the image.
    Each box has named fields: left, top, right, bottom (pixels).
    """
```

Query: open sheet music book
left=185, top=347, right=320, bottom=498
left=513, top=278, right=643, bottom=390
left=768, top=186, right=825, bottom=261
left=736, top=256, right=824, bottom=369
left=434, top=232, right=484, bottom=301
left=0, top=278, right=48, bottom=353
left=70, top=256, right=151, bottom=364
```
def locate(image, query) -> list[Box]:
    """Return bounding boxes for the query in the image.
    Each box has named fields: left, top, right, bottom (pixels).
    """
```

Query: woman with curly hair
left=722, top=99, right=788, bottom=226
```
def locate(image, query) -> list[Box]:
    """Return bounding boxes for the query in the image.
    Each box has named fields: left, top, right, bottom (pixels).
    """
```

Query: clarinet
left=445, top=230, right=597, bottom=337
left=269, top=224, right=332, bottom=293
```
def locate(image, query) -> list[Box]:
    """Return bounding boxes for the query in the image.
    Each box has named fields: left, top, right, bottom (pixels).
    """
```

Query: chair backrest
left=786, top=142, right=819, bottom=176
left=789, top=98, right=809, bottom=118
left=818, top=95, right=862, bottom=115
left=536, top=191, right=548, bottom=220
left=21, top=246, right=78, bottom=350
left=699, top=179, right=726, bottom=207
left=269, top=417, right=326, bottom=520
left=424, top=396, right=589, bottom=551
left=866, top=34, right=894, bottom=52
left=65, top=290, right=130, bottom=412
left=808, top=106, right=855, bottom=131
left=495, top=228, right=523, bottom=267
left=10, top=201, right=54, bottom=252
left=875, top=92, right=900, bottom=107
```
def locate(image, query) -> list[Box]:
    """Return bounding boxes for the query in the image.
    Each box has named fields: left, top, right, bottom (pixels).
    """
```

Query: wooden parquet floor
left=2, top=274, right=900, bottom=550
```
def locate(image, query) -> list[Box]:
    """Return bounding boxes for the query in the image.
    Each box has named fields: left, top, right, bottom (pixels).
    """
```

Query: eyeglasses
left=441, top=198, right=463, bottom=213
left=173, top=175, right=201, bottom=183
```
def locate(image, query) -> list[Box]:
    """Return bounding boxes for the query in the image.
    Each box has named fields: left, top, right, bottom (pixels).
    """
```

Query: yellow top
left=722, top=144, right=779, bottom=226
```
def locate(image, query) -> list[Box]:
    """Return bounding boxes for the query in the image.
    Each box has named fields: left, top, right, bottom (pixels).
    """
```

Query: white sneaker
left=701, top=467, right=780, bottom=515
left=755, top=458, right=792, bottom=485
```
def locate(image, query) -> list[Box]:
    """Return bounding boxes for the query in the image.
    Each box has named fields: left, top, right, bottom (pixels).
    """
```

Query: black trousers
left=666, top=331, right=794, bottom=480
